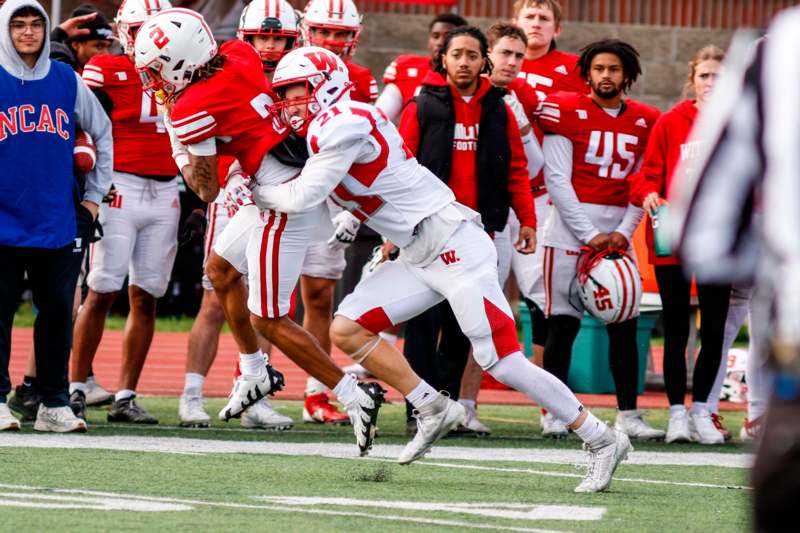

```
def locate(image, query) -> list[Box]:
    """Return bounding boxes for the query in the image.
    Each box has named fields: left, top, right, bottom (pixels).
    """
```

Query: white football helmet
left=720, top=348, right=748, bottom=403
left=116, top=0, right=172, bottom=57
left=577, top=249, right=642, bottom=324
left=271, top=46, right=351, bottom=136
left=134, top=8, right=217, bottom=103
left=301, top=0, right=362, bottom=60
left=238, top=0, right=300, bottom=72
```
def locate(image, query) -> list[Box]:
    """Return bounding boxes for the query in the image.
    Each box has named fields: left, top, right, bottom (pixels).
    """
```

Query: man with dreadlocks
left=537, top=39, right=663, bottom=440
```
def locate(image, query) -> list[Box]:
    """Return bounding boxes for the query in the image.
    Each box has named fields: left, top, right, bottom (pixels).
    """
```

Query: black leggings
left=543, top=314, right=640, bottom=410
left=654, top=265, right=731, bottom=405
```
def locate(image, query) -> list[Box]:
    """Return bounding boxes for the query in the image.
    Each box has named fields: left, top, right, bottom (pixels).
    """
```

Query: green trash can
left=517, top=303, right=656, bottom=394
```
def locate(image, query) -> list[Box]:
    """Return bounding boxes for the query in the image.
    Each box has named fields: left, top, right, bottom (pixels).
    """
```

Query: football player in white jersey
left=136, top=8, right=383, bottom=455
left=258, top=47, right=632, bottom=492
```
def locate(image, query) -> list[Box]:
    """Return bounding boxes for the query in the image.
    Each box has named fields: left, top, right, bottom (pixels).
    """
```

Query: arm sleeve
left=543, top=134, right=601, bottom=244
left=521, top=130, right=545, bottom=180
left=375, top=83, right=404, bottom=123
left=627, top=119, right=667, bottom=206
left=73, top=71, right=113, bottom=205
left=505, top=106, right=537, bottom=228
left=397, top=100, right=420, bottom=155
left=614, top=204, right=645, bottom=241
left=253, top=139, right=363, bottom=214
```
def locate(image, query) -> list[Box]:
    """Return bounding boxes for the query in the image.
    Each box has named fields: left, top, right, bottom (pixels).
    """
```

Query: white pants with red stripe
left=201, top=193, right=231, bottom=290
left=87, top=172, right=179, bottom=298
left=247, top=205, right=325, bottom=319
left=336, top=220, right=519, bottom=370
left=508, top=193, right=551, bottom=309
left=212, top=203, right=257, bottom=280
left=542, top=246, right=584, bottom=318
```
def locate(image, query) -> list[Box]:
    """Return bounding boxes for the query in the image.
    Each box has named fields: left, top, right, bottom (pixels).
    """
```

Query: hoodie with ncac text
left=0, top=0, right=112, bottom=248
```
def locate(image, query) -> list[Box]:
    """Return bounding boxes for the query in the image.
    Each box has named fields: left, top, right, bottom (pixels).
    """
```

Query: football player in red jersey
left=376, top=12, right=467, bottom=122
left=539, top=39, right=664, bottom=440
left=296, top=0, right=379, bottom=424
left=69, top=0, right=176, bottom=425
left=136, top=8, right=384, bottom=455
left=177, top=0, right=299, bottom=430
left=511, top=1, right=589, bottom=394
left=260, top=46, right=632, bottom=492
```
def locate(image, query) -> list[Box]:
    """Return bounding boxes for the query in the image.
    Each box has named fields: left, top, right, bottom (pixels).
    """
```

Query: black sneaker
left=8, top=384, right=40, bottom=421
left=69, top=389, right=87, bottom=421
left=107, top=396, right=158, bottom=424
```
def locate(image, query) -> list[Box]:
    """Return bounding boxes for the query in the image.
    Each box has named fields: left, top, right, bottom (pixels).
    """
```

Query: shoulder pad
left=537, top=91, right=579, bottom=134
left=307, top=104, right=373, bottom=154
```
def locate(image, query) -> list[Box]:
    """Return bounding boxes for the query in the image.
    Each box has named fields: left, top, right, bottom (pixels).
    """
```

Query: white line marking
left=396, top=460, right=752, bottom=491
left=0, top=434, right=753, bottom=469
left=257, top=496, right=605, bottom=521
left=0, top=485, right=565, bottom=533
left=0, top=491, right=191, bottom=512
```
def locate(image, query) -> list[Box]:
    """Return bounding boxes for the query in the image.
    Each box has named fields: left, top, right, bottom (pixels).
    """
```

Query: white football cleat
left=33, top=404, right=87, bottom=433
left=179, top=394, right=211, bottom=428
left=343, top=382, right=386, bottom=456
left=614, top=410, right=666, bottom=440
left=665, top=408, right=692, bottom=443
left=398, top=396, right=466, bottom=465
left=0, top=402, right=21, bottom=431
left=218, top=364, right=285, bottom=421
left=574, top=429, right=632, bottom=493
left=456, top=404, right=491, bottom=437
left=689, top=409, right=725, bottom=445
left=84, top=379, right=114, bottom=407
left=241, top=398, right=294, bottom=431
left=541, top=411, right=569, bottom=438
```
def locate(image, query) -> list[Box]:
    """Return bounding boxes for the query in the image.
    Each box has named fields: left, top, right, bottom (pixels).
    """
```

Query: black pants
left=654, top=265, right=731, bottom=405
left=402, top=302, right=470, bottom=420
left=0, top=243, right=83, bottom=407
left=543, top=314, right=640, bottom=410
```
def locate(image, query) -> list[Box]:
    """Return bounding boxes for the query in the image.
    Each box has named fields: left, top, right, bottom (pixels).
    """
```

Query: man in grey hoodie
left=0, top=0, right=112, bottom=432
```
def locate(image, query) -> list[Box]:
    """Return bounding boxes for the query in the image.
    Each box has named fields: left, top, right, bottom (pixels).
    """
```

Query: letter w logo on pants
left=439, top=249, right=460, bottom=265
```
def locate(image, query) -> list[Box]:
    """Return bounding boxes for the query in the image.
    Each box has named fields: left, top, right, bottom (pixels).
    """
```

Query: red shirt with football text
left=82, top=54, right=176, bottom=176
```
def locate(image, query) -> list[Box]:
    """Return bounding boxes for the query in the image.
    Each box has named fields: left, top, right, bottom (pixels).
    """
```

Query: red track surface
left=8, top=328, right=745, bottom=411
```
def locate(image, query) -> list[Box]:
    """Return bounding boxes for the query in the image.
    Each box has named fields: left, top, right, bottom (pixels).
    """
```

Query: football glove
left=223, top=173, right=255, bottom=218
left=327, top=210, right=360, bottom=251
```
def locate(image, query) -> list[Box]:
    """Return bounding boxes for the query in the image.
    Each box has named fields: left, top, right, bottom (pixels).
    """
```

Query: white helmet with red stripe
left=271, top=46, right=351, bottom=136
left=116, top=0, right=172, bottom=57
left=301, top=0, right=362, bottom=60
left=577, top=249, right=642, bottom=324
left=238, top=0, right=300, bottom=72
left=134, top=8, right=217, bottom=103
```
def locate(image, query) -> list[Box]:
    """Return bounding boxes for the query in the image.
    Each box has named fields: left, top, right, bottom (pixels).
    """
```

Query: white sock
left=86, top=375, right=96, bottom=385
left=115, top=389, right=135, bottom=402
left=488, top=352, right=582, bottom=425
left=405, top=380, right=438, bottom=410
left=690, top=401, right=708, bottom=415
left=184, top=373, right=205, bottom=396
left=239, top=350, right=265, bottom=376
left=70, top=382, right=87, bottom=395
left=378, top=332, right=398, bottom=346
left=305, top=376, right=327, bottom=396
left=573, top=411, right=613, bottom=446
left=459, top=399, right=476, bottom=411
left=333, top=374, right=358, bottom=406
left=670, top=404, right=686, bottom=416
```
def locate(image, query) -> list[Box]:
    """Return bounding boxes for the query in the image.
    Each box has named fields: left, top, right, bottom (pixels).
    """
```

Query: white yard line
left=0, top=433, right=753, bottom=469
left=0, top=484, right=567, bottom=532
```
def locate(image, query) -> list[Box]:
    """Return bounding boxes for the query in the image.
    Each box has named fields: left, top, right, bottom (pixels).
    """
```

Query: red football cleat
left=303, top=392, right=350, bottom=425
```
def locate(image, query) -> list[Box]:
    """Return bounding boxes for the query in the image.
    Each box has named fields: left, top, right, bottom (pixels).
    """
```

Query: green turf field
left=0, top=398, right=751, bottom=532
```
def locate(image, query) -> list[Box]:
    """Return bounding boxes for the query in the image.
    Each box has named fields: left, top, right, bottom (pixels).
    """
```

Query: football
left=73, top=127, right=97, bottom=176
